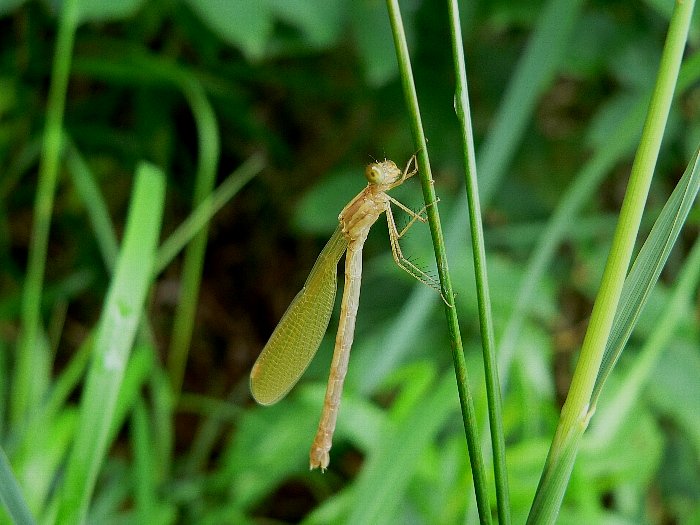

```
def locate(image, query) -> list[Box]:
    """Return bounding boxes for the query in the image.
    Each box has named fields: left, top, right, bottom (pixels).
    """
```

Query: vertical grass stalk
left=527, top=1, right=695, bottom=522
left=362, top=0, right=584, bottom=401
left=12, top=0, right=80, bottom=425
left=446, top=1, right=511, bottom=523
left=385, top=1, right=492, bottom=522
left=167, top=78, right=220, bottom=397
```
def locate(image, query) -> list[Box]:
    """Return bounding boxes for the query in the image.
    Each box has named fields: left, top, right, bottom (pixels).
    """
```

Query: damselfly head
left=365, top=160, right=401, bottom=185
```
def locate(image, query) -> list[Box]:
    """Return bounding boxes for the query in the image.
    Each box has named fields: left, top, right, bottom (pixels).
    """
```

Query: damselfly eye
left=365, top=164, right=383, bottom=184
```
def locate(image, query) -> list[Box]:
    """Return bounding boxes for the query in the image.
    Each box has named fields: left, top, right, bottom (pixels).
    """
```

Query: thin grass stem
left=446, top=1, right=510, bottom=522
left=13, top=0, right=80, bottom=425
left=527, top=1, right=695, bottom=522
left=385, top=1, right=492, bottom=522
left=167, top=77, right=220, bottom=397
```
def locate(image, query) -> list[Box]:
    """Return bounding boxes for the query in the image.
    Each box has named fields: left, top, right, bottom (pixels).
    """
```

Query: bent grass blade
left=250, top=156, right=434, bottom=471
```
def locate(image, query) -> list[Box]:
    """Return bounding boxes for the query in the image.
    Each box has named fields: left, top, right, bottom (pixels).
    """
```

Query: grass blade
left=446, top=0, right=510, bottom=522
left=167, top=77, right=220, bottom=396
left=57, top=163, right=165, bottom=524
left=65, top=140, right=119, bottom=271
left=527, top=2, right=695, bottom=522
left=0, top=447, right=36, bottom=525
left=154, top=154, right=264, bottom=274
left=385, top=1, right=492, bottom=522
left=348, top=372, right=456, bottom=524
left=13, top=0, right=80, bottom=425
left=591, top=145, right=700, bottom=406
left=589, top=237, right=700, bottom=446
left=131, top=398, right=156, bottom=523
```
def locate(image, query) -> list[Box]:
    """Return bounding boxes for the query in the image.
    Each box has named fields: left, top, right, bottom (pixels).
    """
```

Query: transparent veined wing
left=250, top=226, right=348, bottom=405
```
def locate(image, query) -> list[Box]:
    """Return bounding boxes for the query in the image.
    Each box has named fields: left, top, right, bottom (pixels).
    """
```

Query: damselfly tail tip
left=309, top=449, right=330, bottom=472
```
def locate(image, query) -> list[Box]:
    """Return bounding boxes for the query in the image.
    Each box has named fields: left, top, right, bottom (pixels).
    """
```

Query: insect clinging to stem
left=250, top=155, right=439, bottom=471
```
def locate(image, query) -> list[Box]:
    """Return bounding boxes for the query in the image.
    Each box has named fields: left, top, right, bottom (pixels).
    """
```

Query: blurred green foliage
left=0, top=0, right=698, bottom=523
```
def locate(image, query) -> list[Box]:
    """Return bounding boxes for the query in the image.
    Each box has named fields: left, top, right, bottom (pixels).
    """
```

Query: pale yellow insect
left=250, top=156, right=435, bottom=471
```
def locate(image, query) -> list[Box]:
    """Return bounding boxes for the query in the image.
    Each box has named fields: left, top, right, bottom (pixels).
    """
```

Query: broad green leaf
left=350, top=0, right=398, bottom=86
left=76, top=0, right=144, bottom=23
left=267, top=0, right=345, bottom=49
left=183, top=0, right=273, bottom=61
left=50, top=0, right=145, bottom=23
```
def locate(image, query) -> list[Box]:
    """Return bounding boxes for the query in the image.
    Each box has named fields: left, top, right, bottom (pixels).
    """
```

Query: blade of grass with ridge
left=591, top=144, right=700, bottom=407
left=167, top=76, right=220, bottom=397
left=527, top=2, right=695, bottom=522
left=57, top=163, right=165, bottom=524
left=588, top=237, right=700, bottom=447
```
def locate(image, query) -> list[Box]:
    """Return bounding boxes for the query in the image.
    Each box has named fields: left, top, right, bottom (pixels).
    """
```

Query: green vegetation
left=0, top=0, right=698, bottom=523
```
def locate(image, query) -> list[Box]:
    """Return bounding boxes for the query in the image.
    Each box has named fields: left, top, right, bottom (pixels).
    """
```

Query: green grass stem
left=154, top=154, right=264, bottom=274
left=446, top=0, right=511, bottom=522
left=527, top=2, right=695, bottom=522
left=359, top=0, right=584, bottom=398
left=385, top=1, right=492, bottom=522
left=13, top=0, right=80, bottom=425
left=167, top=77, right=221, bottom=397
